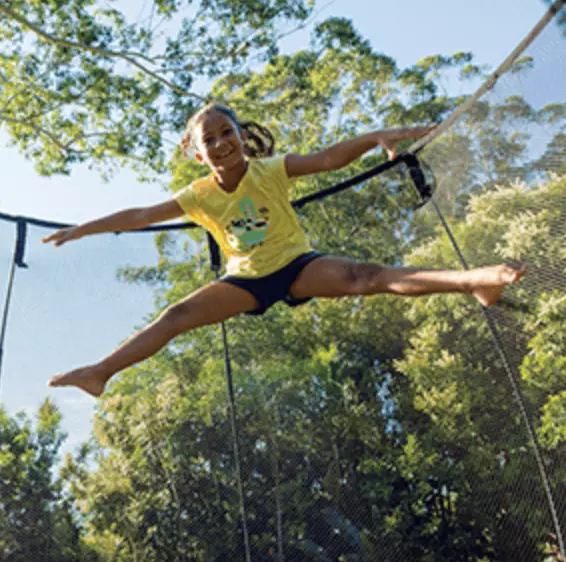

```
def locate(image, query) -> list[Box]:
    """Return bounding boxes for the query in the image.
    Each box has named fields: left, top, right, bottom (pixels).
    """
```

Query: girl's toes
left=509, top=262, right=528, bottom=283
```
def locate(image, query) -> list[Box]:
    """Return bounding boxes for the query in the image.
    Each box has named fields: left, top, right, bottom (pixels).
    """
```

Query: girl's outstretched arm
left=285, top=126, right=434, bottom=178
left=42, top=199, right=185, bottom=247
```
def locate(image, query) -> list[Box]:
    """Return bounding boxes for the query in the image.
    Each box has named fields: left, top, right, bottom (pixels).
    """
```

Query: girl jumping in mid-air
left=43, top=103, right=527, bottom=397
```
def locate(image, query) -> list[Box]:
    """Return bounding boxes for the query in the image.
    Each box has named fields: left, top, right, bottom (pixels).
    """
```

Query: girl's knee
left=340, top=262, right=366, bottom=295
left=161, top=301, right=193, bottom=330
left=341, top=262, right=384, bottom=295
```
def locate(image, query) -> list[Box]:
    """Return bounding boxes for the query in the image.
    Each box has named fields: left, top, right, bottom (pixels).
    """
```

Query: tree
left=397, top=174, right=566, bottom=560
left=0, top=0, right=313, bottom=176
left=100, top=36, right=566, bottom=556
left=0, top=400, right=97, bottom=561
left=73, top=19, right=512, bottom=561
left=4, top=7, right=565, bottom=561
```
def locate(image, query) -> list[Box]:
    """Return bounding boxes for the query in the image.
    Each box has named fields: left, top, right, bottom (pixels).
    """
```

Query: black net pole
left=0, top=219, right=28, bottom=387
left=0, top=246, right=17, bottom=387
left=207, top=233, right=252, bottom=562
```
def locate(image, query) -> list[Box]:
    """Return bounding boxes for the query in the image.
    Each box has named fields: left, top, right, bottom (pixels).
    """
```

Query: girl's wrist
left=74, top=225, right=87, bottom=238
left=372, top=130, right=389, bottom=145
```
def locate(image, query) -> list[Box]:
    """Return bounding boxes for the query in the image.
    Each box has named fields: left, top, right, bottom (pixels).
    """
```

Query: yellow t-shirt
left=174, top=156, right=312, bottom=278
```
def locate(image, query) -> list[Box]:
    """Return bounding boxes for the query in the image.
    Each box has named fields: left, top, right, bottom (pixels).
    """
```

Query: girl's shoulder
left=174, top=173, right=215, bottom=204
left=184, top=173, right=216, bottom=194
left=250, top=155, right=283, bottom=167
left=249, top=155, right=286, bottom=178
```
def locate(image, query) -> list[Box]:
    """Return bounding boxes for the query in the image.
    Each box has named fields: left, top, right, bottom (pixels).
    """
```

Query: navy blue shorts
left=220, top=251, right=325, bottom=315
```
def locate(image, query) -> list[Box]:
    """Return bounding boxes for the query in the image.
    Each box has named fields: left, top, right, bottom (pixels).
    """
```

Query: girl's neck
left=213, top=158, right=249, bottom=193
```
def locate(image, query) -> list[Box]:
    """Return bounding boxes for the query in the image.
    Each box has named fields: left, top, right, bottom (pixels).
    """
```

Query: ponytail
left=241, top=121, right=275, bottom=158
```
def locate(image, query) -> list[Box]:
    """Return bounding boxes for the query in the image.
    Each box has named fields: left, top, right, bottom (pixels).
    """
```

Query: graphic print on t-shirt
left=226, top=196, right=270, bottom=251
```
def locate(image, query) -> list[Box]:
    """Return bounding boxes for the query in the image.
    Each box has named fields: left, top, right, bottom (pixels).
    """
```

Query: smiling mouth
left=215, top=150, right=233, bottom=159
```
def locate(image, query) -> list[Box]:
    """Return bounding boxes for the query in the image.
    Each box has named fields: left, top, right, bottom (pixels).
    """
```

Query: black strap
left=207, top=233, right=221, bottom=272
left=404, top=153, right=434, bottom=206
left=15, top=219, right=28, bottom=268
left=0, top=153, right=417, bottom=229
left=292, top=155, right=405, bottom=209
left=0, top=152, right=433, bottom=274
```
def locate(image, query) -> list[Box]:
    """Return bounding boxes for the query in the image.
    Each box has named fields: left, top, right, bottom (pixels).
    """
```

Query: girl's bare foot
left=468, top=263, right=528, bottom=307
left=47, top=365, right=109, bottom=398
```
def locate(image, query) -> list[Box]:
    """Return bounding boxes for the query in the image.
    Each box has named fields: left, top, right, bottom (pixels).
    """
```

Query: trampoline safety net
left=1, top=2, right=566, bottom=561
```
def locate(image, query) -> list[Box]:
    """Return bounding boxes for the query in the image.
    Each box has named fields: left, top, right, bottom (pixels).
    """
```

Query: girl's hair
left=180, top=103, right=275, bottom=159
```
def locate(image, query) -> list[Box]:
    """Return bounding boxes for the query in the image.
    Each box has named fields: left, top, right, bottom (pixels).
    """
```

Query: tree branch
left=13, top=81, right=107, bottom=123
left=0, top=4, right=207, bottom=102
left=0, top=115, right=71, bottom=152
left=141, top=4, right=329, bottom=71
left=0, top=85, right=33, bottom=114
left=63, top=131, right=111, bottom=150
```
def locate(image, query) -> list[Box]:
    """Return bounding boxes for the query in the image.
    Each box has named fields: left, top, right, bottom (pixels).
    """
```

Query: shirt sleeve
left=173, top=184, right=199, bottom=221
left=265, top=155, right=292, bottom=193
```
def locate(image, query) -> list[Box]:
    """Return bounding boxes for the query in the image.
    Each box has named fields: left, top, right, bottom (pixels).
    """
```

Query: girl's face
left=194, top=111, right=247, bottom=171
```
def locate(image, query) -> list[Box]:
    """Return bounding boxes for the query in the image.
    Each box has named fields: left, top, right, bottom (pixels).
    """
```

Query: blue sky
left=0, top=0, right=551, bottom=455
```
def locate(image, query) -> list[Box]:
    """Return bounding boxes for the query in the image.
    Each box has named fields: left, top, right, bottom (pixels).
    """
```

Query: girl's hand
left=378, top=125, right=436, bottom=160
left=41, top=226, right=83, bottom=247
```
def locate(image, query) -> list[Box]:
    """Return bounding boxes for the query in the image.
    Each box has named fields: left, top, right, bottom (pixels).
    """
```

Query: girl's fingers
left=42, top=232, right=63, bottom=243
left=42, top=229, right=75, bottom=245
left=381, top=125, right=436, bottom=159
left=379, top=136, right=400, bottom=160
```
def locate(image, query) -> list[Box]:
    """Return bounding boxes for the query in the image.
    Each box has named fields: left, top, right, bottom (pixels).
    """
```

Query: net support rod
left=426, top=196, right=566, bottom=561
left=0, top=220, right=28, bottom=387
left=207, top=234, right=252, bottom=562
left=407, top=0, right=566, bottom=154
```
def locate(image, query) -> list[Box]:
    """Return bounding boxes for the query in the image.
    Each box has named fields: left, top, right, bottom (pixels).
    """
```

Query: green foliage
left=416, top=94, right=566, bottom=226
left=0, top=400, right=97, bottom=561
left=0, top=0, right=313, bottom=177
left=398, top=174, right=566, bottom=560
left=3, top=4, right=566, bottom=560
left=73, top=17, right=566, bottom=561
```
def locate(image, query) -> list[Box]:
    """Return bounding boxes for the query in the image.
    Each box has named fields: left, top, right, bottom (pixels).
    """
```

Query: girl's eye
left=223, top=129, right=233, bottom=137
left=204, top=137, right=214, bottom=145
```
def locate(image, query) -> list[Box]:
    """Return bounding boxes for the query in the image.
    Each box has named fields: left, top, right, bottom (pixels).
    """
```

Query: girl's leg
left=289, top=256, right=527, bottom=306
left=48, top=282, right=258, bottom=397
